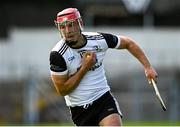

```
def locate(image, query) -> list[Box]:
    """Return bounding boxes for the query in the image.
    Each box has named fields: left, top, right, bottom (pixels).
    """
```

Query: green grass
left=123, top=121, right=180, bottom=126
left=55, top=121, right=180, bottom=126
left=1, top=121, right=180, bottom=126
left=35, top=121, right=180, bottom=126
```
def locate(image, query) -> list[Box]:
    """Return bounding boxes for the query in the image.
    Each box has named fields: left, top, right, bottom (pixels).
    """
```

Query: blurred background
left=0, top=0, right=180, bottom=126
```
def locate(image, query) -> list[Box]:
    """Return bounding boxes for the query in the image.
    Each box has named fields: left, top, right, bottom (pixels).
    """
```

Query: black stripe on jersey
left=58, top=42, right=68, bottom=55
left=60, top=45, right=68, bottom=55
left=86, top=36, right=104, bottom=40
left=58, top=43, right=66, bottom=53
left=85, top=34, right=103, bottom=38
left=85, top=34, right=104, bottom=40
left=87, top=37, right=104, bottom=40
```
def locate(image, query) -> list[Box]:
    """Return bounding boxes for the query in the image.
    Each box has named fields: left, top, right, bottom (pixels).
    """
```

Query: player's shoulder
left=82, top=31, right=100, bottom=36
left=83, top=32, right=120, bottom=49
left=51, top=39, right=68, bottom=53
left=82, top=32, right=104, bottom=40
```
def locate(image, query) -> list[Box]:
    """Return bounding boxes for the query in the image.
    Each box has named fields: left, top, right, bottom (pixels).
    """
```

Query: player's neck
left=71, top=34, right=87, bottom=49
left=78, top=34, right=86, bottom=46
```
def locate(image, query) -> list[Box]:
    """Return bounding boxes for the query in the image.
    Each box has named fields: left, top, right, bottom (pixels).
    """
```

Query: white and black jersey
left=49, top=32, right=121, bottom=107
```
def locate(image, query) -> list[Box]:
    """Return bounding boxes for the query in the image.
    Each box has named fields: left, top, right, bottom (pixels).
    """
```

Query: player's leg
left=99, top=113, right=122, bottom=126
left=95, top=91, right=123, bottom=126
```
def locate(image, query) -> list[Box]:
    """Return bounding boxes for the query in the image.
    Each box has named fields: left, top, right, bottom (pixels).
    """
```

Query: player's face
left=57, top=20, right=81, bottom=42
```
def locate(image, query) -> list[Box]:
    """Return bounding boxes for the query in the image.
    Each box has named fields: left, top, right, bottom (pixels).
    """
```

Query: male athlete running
left=49, top=8, right=158, bottom=126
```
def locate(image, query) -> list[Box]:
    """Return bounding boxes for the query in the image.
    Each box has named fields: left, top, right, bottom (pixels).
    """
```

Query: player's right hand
left=81, top=52, right=96, bottom=71
left=145, top=66, right=158, bottom=85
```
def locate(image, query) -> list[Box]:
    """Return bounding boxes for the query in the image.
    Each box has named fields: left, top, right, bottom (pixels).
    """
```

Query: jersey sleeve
left=100, top=33, right=121, bottom=49
left=49, top=51, right=68, bottom=75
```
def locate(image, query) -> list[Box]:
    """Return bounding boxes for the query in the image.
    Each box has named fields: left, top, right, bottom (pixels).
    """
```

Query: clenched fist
left=81, top=52, right=97, bottom=71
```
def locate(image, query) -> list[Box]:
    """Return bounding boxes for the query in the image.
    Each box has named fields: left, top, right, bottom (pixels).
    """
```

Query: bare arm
left=51, top=52, right=96, bottom=96
left=51, top=66, right=88, bottom=96
left=118, top=36, right=158, bottom=84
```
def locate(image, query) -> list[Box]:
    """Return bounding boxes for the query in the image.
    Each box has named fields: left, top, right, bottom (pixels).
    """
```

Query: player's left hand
left=144, top=67, right=158, bottom=85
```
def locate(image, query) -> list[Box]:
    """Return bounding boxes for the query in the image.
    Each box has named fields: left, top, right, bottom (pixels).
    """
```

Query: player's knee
left=99, top=114, right=122, bottom=126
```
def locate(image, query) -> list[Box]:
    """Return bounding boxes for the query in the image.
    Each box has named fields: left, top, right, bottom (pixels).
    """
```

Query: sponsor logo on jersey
left=89, top=62, right=102, bottom=71
left=93, top=45, right=103, bottom=52
left=78, top=45, right=102, bottom=58
left=68, top=56, right=75, bottom=61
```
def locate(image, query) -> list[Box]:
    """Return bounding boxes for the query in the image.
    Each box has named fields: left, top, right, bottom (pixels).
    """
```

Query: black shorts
left=69, top=91, right=122, bottom=126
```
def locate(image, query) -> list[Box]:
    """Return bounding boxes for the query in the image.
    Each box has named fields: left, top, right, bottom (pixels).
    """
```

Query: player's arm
left=117, top=36, right=158, bottom=84
left=49, top=51, right=96, bottom=96
left=101, top=33, right=157, bottom=84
